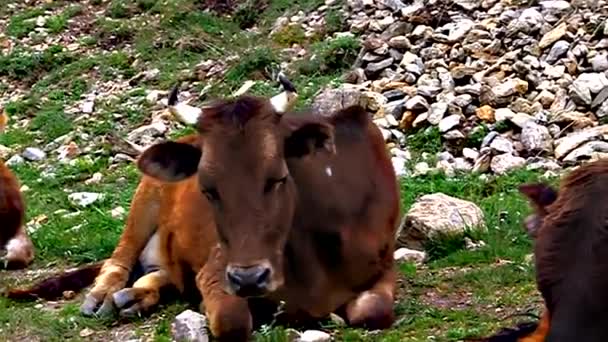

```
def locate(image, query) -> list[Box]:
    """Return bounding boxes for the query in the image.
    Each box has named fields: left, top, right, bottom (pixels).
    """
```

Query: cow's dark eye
left=264, top=176, right=287, bottom=194
left=202, top=187, right=220, bottom=202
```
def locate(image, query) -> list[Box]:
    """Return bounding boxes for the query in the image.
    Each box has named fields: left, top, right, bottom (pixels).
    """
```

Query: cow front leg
left=81, top=180, right=160, bottom=317
left=345, top=266, right=397, bottom=330
left=197, top=247, right=252, bottom=342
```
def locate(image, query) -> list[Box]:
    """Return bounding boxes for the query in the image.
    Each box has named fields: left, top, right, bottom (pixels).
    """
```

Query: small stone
left=405, top=95, right=429, bottom=111
left=298, top=330, right=331, bottom=342
left=427, top=102, right=448, bottom=125
left=545, top=40, right=569, bottom=64
left=128, top=122, right=168, bottom=142
left=81, top=101, right=95, bottom=114
left=543, top=65, right=565, bottom=79
left=84, top=172, right=103, bottom=185
left=111, top=206, right=126, bottom=219
left=510, top=113, right=535, bottom=128
left=414, top=162, right=431, bottom=176
left=538, top=22, right=568, bottom=49
left=393, top=247, right=426, bottom=263
left=171, top=310, right=209, bottom=342
left=492, top=78, right=528, bottom=98
left=366, top=57, right=394, bottom=73
left=388, top=36, right=410, bottom=49
left=392, top=156, right=408, bottom=177
left=475, top=105, right=495, bottom=122
left=562, top=141, right=608, bottom=164
left=22, top=147, right=46, bottom=161
left=521, top=121, right=553, bottom=153
left=463, top=147, right=479, bottom=161
left=591, top=53, right=608, bottom=72
left=536, top=90, right=555, bottom=108
left=490, top=154, right=526, bottom=175
left=6, top=155, right=24, bottom=166
left=439, top=115, right=460, bottom=133
left=495, top=108, right=515, bottom=122
left=489, top=135, right=514, bottom=154
left=68, top=192, right=105, bottom=207
left=79, top=328, right=95, bottom=338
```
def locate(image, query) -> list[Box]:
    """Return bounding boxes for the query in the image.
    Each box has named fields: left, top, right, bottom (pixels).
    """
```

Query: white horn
left=167, top=85, right=203, bottom=125
left=270, top=72, right=298, bottom=114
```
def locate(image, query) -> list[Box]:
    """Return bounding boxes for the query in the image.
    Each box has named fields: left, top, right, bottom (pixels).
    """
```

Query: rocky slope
left=310, top=0, right=608, bottom=178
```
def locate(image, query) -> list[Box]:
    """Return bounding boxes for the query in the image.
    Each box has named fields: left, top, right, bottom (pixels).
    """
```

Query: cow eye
left=264, top=176, right=287, bottom=194
left=202, top=187, right=220, bottom=202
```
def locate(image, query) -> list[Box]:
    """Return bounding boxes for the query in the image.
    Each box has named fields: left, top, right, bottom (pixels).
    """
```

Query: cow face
left=138, top=84, right=336, bottom=298
left=518, top=183, right=558, bottom=239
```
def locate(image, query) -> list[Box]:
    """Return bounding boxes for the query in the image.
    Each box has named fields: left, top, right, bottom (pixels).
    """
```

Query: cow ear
left=284, top=122, right=336, bottom=159
left=518, top=183, right=558, bottom=208
left=137, top=141, right=202, bottom=182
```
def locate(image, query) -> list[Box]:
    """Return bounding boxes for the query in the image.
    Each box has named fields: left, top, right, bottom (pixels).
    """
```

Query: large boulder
left=311, top=85, right=366, bottom=116
left=397, top=193, right=485, bottom=249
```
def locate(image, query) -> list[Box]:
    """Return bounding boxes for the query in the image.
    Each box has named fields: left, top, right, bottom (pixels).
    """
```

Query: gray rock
left=526, top=157, right=562, bottom=171
left=6, top=155, right=24, bottom=166
left=392, top=156, right=408, bottom=176
left=597, top=99, right=608, bottom=118
left=494, top=108, right=515, bottom=122
left=427, top=102, right=448, bottom=125
left=393, top=247, right=426, bottom=264
left=312, top=86, right=363, bottom=115
left=543, top=65, right=565, bottom=79
left=417, top=85, right=442, bottom=98
left=510, top=112, right=535, bottom=128
left=453, top=0, right=482, bottom=11
left=521, top=121, right=553, bottom=153
left=171, top=310, right=209, bottom=342
left=22, top=147, right=46, bottom=161
left=481, top=131, right=499, bottom=149
left=366, top=57, right=394, bottom=73
left=383, top=89, right=406, bottom=101
left=562, top=141, right=608, bottom=163
left=397, top=193, right=485, bottom=249
left=439, top=114, right=460, bottom=133
left=388, top=36, right=411, bottom=49
left=405, top=95, right=429, bottom=111
left=462, top=147, right=479, bottom=161
left=383, top=0, right=406, bottom=11
left=591, top=53, right=608, bottom=72
left=383, top=99, right=407, bottom=119
left=554, top=130, right=600, bottom=160
left=298, top=330, right=331, bottom=342
left=592, top=87, right=608, bottom=109
left=68, top=192, right=105, bottom=207
left=128, top=122, right=168, bottom=142
left=490, top=154, right=526, bottom=175
left=489, top=135, right=514, bottom=154
left=492, top=78, right=528, bottom=98
left=443, top=130, right=465, bottom=140
left=545, top=40, right=569, bottom=64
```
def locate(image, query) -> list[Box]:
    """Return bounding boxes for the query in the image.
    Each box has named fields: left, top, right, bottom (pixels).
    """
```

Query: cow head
left=518, top=183, right=558, bottom=239
left=137, top=76, right=335, bottom=297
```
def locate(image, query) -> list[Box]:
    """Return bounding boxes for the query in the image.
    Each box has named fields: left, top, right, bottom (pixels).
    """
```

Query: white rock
left=393, top=247, right=426, bottom=263
left=127, top=122, right=168, bottom=142
left=490, top=154, right=526, bottom=175
left=397, top=193, right=485, bottom=249
left=494, top=108, right=515, bottom=122
left=298, top=330, right=331, bottom=342
left=6, top=155, right=25, bottom=166
left=391, top=156, right=408, bottom=176
left=414, top=161, right=431, bottom=176
left=22, top=147, right=46, bottom=161
left=439, top=114, right=460, bottom=132
left=554, top=130, right=600, bottom=160
left=68, top=192, right=105, bottom=207
left=489, top=135, right=514, bottom=154
left=171, top=310, right=209, bottom=342
left=521, top=121, right=553, bottom=153
left=111, top=206, right=126, bottom=219
left=562, top=141, right=608, bottom=163
left=82, top=101, right=95, bottom=114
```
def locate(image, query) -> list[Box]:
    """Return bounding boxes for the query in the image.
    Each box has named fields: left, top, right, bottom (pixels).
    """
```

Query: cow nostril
left=255, top=267, right=271, bottom=287
left=227, top=270, right=243, bottom=288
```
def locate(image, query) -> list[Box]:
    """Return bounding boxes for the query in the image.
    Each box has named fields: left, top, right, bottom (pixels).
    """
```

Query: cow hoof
left=80, top=265, right=129, bottom=317
left=112, top=287, right=159, bottom=318
left=346, top=292, right=395, bottom=331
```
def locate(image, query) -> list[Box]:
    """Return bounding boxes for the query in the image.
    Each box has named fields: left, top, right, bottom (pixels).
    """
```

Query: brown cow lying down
left=0, top=111, right=34, bottom=269
left=473, top=158, right=608, bottom=342
left=5, top=78, right=401, bottom=341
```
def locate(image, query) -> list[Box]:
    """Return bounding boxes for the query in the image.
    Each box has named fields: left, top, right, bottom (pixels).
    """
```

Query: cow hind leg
left=112, top=269, right=171, bottom=317
left=345, top=267, right=396, bottom=330
left=1, top=227, right=34, bottom=270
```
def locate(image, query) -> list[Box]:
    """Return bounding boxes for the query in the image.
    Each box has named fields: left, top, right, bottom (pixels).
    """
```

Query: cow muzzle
left=226, top=262, right=273, bottom=297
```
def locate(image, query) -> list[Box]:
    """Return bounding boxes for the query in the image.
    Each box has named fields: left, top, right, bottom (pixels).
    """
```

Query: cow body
left=0, top=111, right=34, bottom=269
left=477, top=159, right=608, bottom=342
left=59, top=89, right=402, bottom=340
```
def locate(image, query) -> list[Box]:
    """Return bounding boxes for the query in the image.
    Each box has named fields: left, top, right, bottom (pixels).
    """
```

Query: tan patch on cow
left=260, top=130, right=278, bottom=161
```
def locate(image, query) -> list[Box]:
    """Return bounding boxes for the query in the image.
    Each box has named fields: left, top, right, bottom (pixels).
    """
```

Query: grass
left=0, top=0, right=553, bottom=340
